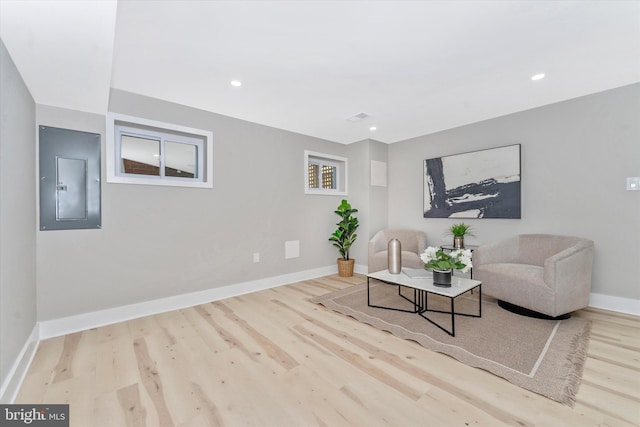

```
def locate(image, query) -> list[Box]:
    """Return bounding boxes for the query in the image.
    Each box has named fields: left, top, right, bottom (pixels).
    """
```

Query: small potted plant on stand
left=448, top=223, right=474, bottom=249
left=329, top=199, right=359, bottom=277
left=420, top=246, right=472, bottom=287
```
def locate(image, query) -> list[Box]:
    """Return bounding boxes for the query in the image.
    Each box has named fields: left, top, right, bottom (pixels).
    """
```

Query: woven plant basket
left=337, top=258, right=355, bottom=277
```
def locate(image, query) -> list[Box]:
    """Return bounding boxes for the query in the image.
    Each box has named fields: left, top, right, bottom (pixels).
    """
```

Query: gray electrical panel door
left=39, top=126, right=101, bottom=230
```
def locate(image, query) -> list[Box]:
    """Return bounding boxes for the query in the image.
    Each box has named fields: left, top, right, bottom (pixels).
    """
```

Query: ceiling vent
left=346, top=112, right=369, bottom=123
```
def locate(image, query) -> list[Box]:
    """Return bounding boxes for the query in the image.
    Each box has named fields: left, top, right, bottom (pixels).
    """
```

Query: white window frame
left=106, top=113, right=213, bottom=188
left=304, top=150, right=348, bottom=195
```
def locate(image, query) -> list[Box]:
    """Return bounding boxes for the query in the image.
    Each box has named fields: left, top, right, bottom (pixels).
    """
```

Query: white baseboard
left=354, top=263, right=368, bottom=275
left=0, top=324, right=40, bottom=403
left=39, top=265, right=339, bottom=340
left=42, top=265, right=632, bottom=340
left=589, top=293, right=640, bottom=316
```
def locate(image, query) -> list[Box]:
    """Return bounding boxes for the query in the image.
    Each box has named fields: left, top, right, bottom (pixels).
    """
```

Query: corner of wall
left=0, top=324, right=39, bottom=403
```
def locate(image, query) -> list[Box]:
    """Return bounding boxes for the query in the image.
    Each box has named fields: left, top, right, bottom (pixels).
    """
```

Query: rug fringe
left=560, top=319, right=592, bottom=407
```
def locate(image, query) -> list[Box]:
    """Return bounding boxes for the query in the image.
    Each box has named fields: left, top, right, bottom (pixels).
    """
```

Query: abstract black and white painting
left=423, top=144, right=521, bottom=218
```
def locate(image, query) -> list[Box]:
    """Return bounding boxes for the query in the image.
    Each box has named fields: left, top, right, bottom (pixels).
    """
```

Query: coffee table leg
left=418, top=295, right=456, bottom=337
left=450, top=298, right=455, bottom=337
left=367, top=278, right=420, bottom=313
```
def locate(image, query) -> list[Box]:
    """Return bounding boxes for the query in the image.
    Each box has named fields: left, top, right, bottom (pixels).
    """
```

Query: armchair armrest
left=369, top=230, right=388, bottom=254
left=543, top=240, right=595, bottom=290
left=416, top=233, right=427, bottom=254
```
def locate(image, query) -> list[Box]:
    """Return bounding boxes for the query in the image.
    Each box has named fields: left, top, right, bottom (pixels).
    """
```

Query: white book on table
left=402, top=268, right=432, bottom=279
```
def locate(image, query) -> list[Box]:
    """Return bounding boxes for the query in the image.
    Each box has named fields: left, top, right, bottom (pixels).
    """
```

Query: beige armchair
left=474, top=234, right=594, bottom=319
left=368, top=229, right=427, bottom=273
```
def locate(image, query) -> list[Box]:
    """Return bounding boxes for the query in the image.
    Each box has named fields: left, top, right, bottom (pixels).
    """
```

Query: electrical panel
left=39, top=126, right=101, bottom=230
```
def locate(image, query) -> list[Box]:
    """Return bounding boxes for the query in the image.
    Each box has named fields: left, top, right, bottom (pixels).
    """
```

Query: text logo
left=1, top=405, right=69, bottom=426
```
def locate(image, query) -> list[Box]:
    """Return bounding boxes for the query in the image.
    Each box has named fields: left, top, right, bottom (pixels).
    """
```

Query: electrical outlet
left=626, top=177, right=640, bottom=191
left=253, top=252, right=260, bottom=263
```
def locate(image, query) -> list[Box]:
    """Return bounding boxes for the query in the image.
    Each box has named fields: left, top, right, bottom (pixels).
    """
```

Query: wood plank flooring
left=16, top=274, right=640, bottom=426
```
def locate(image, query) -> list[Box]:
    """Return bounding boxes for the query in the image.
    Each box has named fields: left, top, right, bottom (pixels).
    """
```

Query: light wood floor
left=16, top=274, right=640, bottom=426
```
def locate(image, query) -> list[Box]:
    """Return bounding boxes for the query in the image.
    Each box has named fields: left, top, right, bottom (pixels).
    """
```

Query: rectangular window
left=304, top=150, right=347, bottom=195
left=106, top=113, right=213, bottom=188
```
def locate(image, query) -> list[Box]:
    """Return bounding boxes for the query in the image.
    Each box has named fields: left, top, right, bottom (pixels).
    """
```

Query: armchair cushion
left=368, top=229, right=427, bottom=273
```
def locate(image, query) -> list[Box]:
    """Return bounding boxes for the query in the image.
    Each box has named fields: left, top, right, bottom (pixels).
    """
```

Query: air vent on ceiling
left=346, top=112, right=369, bottom=122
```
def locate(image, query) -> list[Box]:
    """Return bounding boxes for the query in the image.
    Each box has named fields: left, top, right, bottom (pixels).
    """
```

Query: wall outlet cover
left=285, top=240, right=300, bottom=259
left=371, top=160, right=387, bottom=187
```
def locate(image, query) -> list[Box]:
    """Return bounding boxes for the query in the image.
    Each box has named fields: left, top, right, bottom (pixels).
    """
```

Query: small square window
left=304, top=151, right=347, bottom=195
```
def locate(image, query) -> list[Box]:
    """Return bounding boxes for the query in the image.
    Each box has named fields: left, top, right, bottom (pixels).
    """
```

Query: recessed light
left=369, top=126, right=377, bottom=131
left=230, top=80, right=242, bottom=87
left=531, top=73, right=545, bottom=81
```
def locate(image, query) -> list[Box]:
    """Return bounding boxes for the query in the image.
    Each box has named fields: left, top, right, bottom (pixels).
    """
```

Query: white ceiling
left=2, top=0, right=639, bottom=144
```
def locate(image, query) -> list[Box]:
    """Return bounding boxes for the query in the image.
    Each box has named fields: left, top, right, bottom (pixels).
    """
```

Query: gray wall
left=365, top=139, right=390, bottom=242
left=0, top=40, right=37, bottom=391
left=35, top=90, right=358, bottom=320
left=344, top=139, right=389, bottom=265
left=344, top=140, right=370, bottom=264
left=388, top=83, right=640, bottom=300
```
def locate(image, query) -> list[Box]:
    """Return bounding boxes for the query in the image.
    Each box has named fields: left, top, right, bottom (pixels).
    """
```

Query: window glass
left=121, top=135, right=160, bottom=176
left=308, top=163, right=319, bottom=189
left=321, top=164, right=336, bottom=189
left=165, top=141, right=197, bottom=178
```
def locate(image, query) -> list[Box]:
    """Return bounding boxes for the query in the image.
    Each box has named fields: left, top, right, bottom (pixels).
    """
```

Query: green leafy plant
left=328, top=199, right=359, bottom=260
left=420, top=247, right=473, bottom=273
left=448, top=223, right=475, bottom=237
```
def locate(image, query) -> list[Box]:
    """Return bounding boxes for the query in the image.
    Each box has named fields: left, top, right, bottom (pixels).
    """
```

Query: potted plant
left=329, top=199, right=359, bottom=277
left=448, top=223, right=474, bottom=249
left=420, top=246, right=473, bottom=287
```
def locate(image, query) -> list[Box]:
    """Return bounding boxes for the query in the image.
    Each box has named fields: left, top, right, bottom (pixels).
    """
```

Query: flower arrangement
left=420, top=246, right=473, bottom=273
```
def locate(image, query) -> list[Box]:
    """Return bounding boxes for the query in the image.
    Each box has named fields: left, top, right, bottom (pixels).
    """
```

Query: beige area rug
left=311, top=281, right=592, bottom=406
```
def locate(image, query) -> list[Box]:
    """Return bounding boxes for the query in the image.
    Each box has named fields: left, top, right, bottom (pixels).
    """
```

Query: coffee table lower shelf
left=367, top=276, right=482, bottom=337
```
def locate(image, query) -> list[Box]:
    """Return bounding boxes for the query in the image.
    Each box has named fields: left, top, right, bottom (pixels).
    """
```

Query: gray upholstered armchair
left=368, top=229, right=427, bottom=273
left=474, top=234, right=594, bottom=318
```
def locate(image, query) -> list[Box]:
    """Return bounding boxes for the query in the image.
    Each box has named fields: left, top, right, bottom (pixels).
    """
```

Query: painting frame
left=423, top=144, right=521, bottom=219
